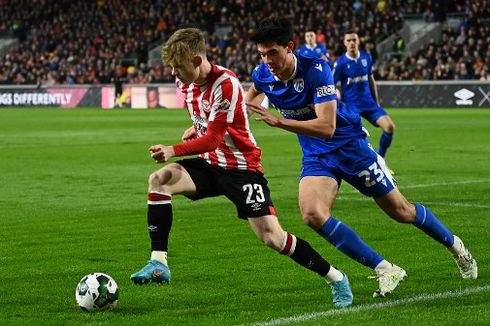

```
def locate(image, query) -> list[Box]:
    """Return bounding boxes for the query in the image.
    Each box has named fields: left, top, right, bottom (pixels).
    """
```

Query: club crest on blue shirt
left=361, top=59, right=367, bottom=67
left=293, top=78, right=304, bottom=92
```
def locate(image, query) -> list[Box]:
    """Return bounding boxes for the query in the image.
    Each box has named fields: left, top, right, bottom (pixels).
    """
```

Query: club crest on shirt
left=214, top=99, right=231, bottom=112
left=361, top=59, right=367, bottom=67
left=269, top=84, right=274, bottom=91
left=202, top=100, right=211, bottom=112
left=293, top=78, right=304, bottom=92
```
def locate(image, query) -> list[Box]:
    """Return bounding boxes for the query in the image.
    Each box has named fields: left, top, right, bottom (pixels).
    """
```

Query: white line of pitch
left=244, top=285, right=490, bottom=326
left=339, top=179, right=490, bottom=194
left=335, top=196, right=490, bottom=208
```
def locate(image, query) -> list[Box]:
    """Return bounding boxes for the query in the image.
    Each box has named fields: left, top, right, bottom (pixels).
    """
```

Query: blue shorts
left=300, top=137, right=397, bottom=197
left=355, top=103, right=388, bottom=126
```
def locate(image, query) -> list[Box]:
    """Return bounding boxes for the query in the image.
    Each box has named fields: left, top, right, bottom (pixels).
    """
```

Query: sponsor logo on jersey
left=454, top=88, right=474, bottom=105
left=214, top=99, right=231, bottom=112
left=346, top=74, right=369, bottom=85
left=316, top=85, right=335, bottom=97
left=269, top=84, right=274, bottom=91
left=251, top=202, right=262, bottom=211
left=293, top=78, right=305, bottom=92
left=277, top=105, right=315, bottom=118
left=192, top=113, right=207, bottom=134
left=314, top=63, right=323, bottom=71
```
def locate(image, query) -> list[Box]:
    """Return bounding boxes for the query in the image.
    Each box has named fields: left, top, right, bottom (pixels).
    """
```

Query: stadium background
left=0, top=0, right=489, bottom=109
left=1, top=1, right=489, bottom=325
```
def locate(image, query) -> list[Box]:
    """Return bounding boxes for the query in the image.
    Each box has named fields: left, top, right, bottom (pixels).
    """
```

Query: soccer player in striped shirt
left=130, top=28, right=353, bottom=308
left=246, top=16, right=477, bottom=298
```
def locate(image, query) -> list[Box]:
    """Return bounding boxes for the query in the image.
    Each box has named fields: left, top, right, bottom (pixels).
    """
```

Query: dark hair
left=250, top=16, right=293, bottom=46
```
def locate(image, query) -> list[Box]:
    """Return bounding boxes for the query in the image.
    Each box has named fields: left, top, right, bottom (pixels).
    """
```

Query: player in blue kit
left=246, top=16, right=478, bottom=298
left=297, top=31, right=332, bottom=67
left=333, top=32, right=396, bottom=163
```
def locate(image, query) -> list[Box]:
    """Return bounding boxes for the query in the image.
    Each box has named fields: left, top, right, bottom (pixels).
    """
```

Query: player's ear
left=287, top=41, right=295, bottom=53
left=192, top=55, right=203, bottom=67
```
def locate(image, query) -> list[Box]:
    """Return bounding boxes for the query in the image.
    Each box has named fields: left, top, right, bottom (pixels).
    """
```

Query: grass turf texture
left=0, top=108, right=489, bottom=325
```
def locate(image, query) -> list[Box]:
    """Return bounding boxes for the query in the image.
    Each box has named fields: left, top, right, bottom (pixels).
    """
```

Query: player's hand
left=182, top=126, right=197, bottom=142
left=149, top=144, right=175, bottom=163
left=246, top=103, right=280, bottom=127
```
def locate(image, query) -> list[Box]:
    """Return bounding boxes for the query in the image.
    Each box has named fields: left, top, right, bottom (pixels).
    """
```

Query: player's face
left=170, top=57, right=199, bottom=85
left=344, top=33, right=360, bottom=55
left=305, top=32, right=316, bottom=45
left=257, top=41, right=294, bottom=78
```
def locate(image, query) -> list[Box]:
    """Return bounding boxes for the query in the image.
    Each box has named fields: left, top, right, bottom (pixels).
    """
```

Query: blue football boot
left=329, top=271, right=353, bottom=308
left=130, top=260, right=171, bottom=285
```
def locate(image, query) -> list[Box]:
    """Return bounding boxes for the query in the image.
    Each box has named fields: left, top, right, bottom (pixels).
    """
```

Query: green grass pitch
left=0, top=108, right=489, bottom=325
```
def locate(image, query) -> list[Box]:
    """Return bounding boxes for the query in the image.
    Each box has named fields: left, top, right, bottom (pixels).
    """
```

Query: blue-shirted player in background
left=297, top=31, right=332, bottom=67
left=333, top=32, right=396, bottom=168
left=246, top=16, right=478, bottom=299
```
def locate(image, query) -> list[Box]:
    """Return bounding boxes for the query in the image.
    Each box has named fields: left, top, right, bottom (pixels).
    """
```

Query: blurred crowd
left=0, top=0, right=488, bottom=85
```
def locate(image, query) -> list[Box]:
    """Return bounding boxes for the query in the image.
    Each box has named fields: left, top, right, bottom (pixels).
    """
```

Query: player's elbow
left=320, top=125, right=336, bottom=139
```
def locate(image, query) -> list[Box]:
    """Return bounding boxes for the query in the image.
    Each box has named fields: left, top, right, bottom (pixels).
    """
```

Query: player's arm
left=149, top=120, right=227, bottom=163
left=368, top=74, right=380, bottom=105
left=247, top=100, right=336, bottom=138
left=245, top=83, right=266, bottom=116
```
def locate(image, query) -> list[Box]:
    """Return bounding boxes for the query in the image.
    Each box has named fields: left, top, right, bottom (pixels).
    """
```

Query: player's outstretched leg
left=328, top=271, right=354, bottom=308
left=450, top=235, right=478, bottom=279
left=279, top=232, right=353, bottom=308
left=412, top=203, right=478, bottom=279
left=372, top=263, right=407, bottom=298
left=130, top=260, right=171, bottom=285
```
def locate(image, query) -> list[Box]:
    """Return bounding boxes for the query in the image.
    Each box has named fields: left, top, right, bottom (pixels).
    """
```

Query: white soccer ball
left=75, top=272, right=119, bottom=312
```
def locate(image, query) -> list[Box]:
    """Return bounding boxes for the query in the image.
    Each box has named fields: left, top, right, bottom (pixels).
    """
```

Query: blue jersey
left=333, top=51, right=377, bottom=107
left=252, top=54, right=366, bottom=156
left=297, top=44, right=328, bottom=59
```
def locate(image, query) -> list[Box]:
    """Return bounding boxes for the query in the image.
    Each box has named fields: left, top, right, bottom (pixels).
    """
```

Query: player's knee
left=301, top=210, right=327, bottom=229
left=390, top=204, right=416, bottom=223
left=386, top=122, right=395, bottom=133
left=257, top=230, right=281, bottom=251
left=148, top=169, right=170, bottom=188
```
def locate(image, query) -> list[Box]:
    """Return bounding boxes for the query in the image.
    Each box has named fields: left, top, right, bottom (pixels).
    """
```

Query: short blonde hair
left=161, top=28, right=206, bottom=66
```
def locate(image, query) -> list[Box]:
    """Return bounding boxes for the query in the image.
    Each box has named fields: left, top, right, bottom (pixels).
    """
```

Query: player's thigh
left=219, top=170, right=276, bottom=219
left=148, top=162, right=197, bottom=195
left=339, top=138, right=396, bottom=197
left=299, top=176, right=338, bottom=219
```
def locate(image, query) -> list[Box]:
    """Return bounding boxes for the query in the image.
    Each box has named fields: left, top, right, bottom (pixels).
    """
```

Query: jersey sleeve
left=310, top=60, right=337, bottom=104
left=332, top=59, right=342, bottom=85
left=251, top=66, right=264, bottom=93
left=209, top=76, right=242, bottom=123
left=367, top=53, right=373, bottom=75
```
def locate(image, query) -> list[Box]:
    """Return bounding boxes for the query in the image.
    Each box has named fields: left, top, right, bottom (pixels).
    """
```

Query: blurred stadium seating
left=0, top=0, right=487, bottom=85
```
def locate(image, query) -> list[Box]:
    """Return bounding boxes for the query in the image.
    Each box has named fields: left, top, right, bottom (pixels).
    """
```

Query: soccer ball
left=75, top=273, right=119, bottom=312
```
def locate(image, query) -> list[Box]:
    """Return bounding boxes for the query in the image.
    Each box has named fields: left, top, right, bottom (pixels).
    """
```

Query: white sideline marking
left=335, top=196, right=490, bottom=209
left=244, top=285, right=490, bottom=326
left=340, top=179, right=490, bottom=194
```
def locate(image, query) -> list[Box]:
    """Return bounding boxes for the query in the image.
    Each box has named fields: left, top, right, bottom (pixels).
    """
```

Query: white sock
left=449, top=235, right=464, bottom=256
left=374, top=259, right=393, bottom=273
left=325, top=266, right=344, bottom=283
left=151, top=251, right=168, bottom=265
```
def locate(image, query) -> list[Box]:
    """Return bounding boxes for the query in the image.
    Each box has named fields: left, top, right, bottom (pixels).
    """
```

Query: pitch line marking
left=340, top=179, right=490, bottom=195
left=335, top=196, right=490, bottom=208
left=243, top=285, right=490, bottom=326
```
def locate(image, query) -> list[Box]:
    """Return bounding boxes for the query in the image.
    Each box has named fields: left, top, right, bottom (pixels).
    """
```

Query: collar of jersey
left=273, top=54, right=298, bottom=82
left=345, top=52, right=361, bottom=61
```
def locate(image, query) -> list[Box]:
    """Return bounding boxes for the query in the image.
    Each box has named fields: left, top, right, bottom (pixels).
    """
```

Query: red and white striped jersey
left=176, top=64, right=263, bottom=173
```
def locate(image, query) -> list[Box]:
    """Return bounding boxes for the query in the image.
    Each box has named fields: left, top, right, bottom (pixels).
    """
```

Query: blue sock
left=413, top=203, right=454, bottom=248
left=318, top=217, right=383, bottom=269
left=378, top=131, right=393, bottom=158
